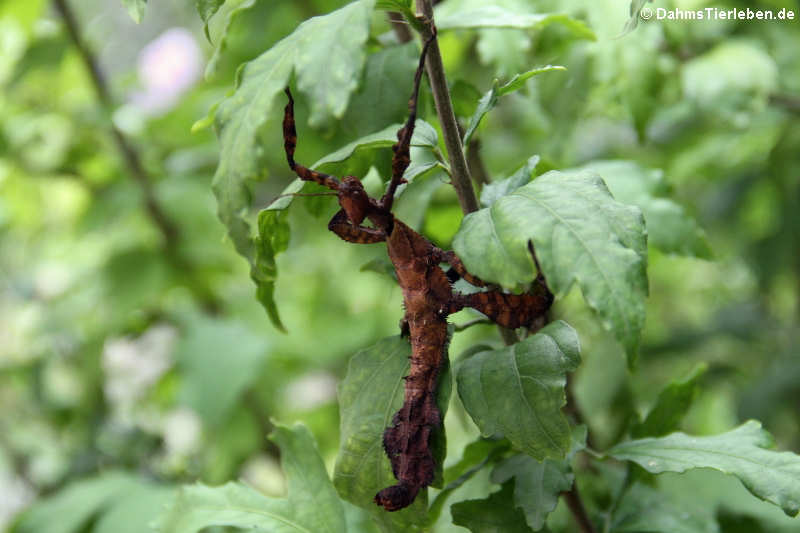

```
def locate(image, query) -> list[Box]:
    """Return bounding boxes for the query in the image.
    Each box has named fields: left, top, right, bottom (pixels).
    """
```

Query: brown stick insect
left=281, top=30, right=553, bottom=512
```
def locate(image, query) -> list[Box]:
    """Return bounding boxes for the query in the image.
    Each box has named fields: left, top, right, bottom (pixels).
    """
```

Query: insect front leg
left=283, top=88, right=341, bottom=191
left=328, top=209, right=386, bottom=244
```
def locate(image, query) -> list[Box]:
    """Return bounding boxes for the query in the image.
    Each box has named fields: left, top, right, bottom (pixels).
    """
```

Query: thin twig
left=387, top=11, right=413, bottom=43
left=53, top=0, right=179, bottom=248
left=415, top=0, right=479, bottom=214
left=53, top=0, right=221, bottom=313
left=564, top=482, right=598, bottom=533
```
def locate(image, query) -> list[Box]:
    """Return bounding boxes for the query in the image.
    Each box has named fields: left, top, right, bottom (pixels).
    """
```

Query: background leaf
left=454, top=170, right=648, bottom=362
left=435, top=4, right=594, bottom=39
left=174, top=314, right=269, bottom=426
left=631, top=363, right=707, bottom=438
left=456, top=321, right=580, bottom=460
left=610, top=421, right=800, bottom=517
left=569, top=160, right=711, bottom=258
left=611, top=482, right=718, bottom=533
left=11, top=472, right=168, bottom=533
left=463, top=67, right=565, bottom=146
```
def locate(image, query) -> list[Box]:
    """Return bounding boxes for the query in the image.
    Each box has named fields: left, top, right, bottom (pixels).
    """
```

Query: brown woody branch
left=53, top=0, right=221, bottom=313
left=415, top=0, right=480, bottom=214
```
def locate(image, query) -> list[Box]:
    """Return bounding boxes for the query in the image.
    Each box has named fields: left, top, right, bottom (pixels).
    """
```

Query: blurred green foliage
left=1, top=0, right=798, bottom=532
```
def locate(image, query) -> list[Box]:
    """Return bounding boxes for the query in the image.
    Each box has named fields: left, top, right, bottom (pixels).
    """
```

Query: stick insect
left=282, top=31, right=553, bottom=512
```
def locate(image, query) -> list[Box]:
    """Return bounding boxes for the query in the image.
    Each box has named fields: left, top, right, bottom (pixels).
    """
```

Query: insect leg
left=453, top=288, right=553, bottom=330
left=433, top=248, right=490, bottom=287
left=283, top=88, right=341, bottom=191
left=381, top=33, right=436, bottom=211
left=328, top=209, right=386, bottom=244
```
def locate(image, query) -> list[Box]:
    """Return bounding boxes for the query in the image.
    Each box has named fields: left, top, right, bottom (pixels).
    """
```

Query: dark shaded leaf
left=456, top=321, right=580, bottom=460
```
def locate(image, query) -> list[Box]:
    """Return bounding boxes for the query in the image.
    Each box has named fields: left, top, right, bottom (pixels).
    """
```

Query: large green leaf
left=334, top=335, right=452, bottom=531
left=451, top=481, right=537, bottom=533
left=631, top=363, right=707, bottom=438
left=609, top=421, right=800, bottom=517
left=463, top=67, right=565, bottom=146
left=453, top=170, right=648, bottom=362
left=491, top=454, right=572, bottom=530
left=157, top=423, right=346, bottom=532
left=456, top=321, right=580, bottom=460
left=569, top=160, right=711, bottom=258
left=174, top=314, right=269, bottom=426
left=210, top=0, right=373, bottom=262
left=479, top=155, right=539, bottom=207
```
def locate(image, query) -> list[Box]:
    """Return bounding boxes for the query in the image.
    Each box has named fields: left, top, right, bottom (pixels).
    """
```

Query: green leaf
left=570, top=160, right=711, bottom=258
left=210, top=0, right=373, bottom=263
left=456, top=321, right=580, bottom=460
left=121, top=0, right=146, bottom=23
left=436, top=4, right=595, bottom=40
left=157, top=423, right=346, bottom=533
left=682, top=42, right=779, bottom=114
left=94, top=485, right=176, bottom=533
left=451, top=481, right=537, bottom=533
left=476, top=29, right=531, bottom=79
left=632, top=363, right=707, bottom=438
left=609, top=421, right=800, bottom=517
left=11, top=472, right=149, bottom=533
left=453, top=170, right=648, bottom=363
left=375, top=0, right=411, bottom=12
left=174, top=314, right=269, bottom=426
left=342, top=43, right=418, bottom=136
left=428, top=438, right=511, bottom=522
left=463, top=66, right=565, bottom=146
left=313, top=119, right=437, bottom=169
left=334, top=335, right=452, bottom=530
left=252, top=208, right=290, bottom=331
left=611, top=482, right=718, bottom=533
left=480, top=155, right=539, bottom=207
left=195, top=0, right=225, bottom=41
left=491, top=454, right=573, bottom=530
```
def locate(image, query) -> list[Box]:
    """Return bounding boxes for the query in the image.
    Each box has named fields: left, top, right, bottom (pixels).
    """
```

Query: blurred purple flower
left=131, top=28, right=202, bottom=114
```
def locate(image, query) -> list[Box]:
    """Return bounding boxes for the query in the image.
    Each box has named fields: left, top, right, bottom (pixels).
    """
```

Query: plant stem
left=387, top=11, right=413, bottom=43
left=53, top=0, right=179, bottom=248
left=415, top=0, right=479, bottom=214
left=564, top=482, right=598, bottom=533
